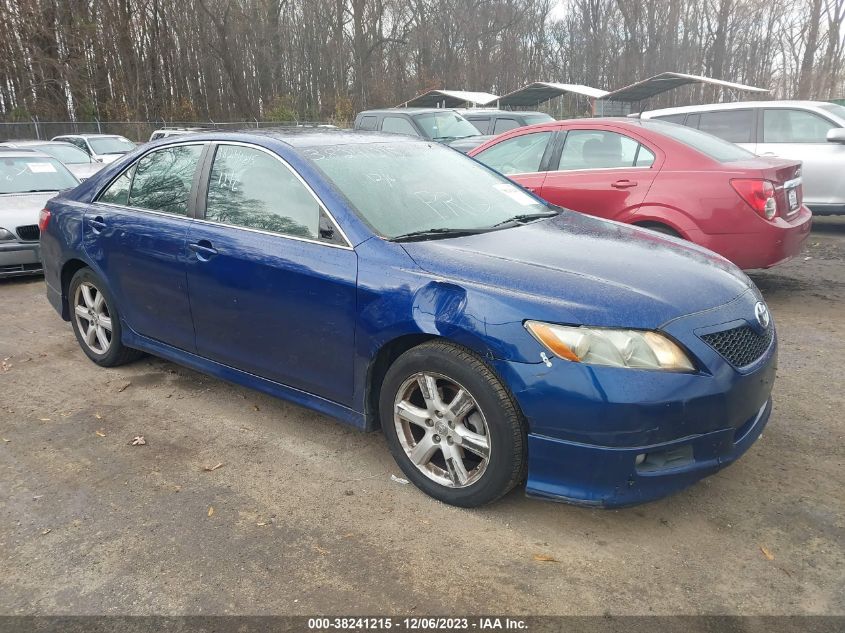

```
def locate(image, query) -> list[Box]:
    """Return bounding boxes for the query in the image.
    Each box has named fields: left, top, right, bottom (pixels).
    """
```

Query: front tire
left=380, top=341, right=526, bottom=507
left=68, top=268, right=142, bottom=367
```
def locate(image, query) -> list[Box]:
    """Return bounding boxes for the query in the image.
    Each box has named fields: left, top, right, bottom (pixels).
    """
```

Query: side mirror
left=826, top=128, right=845, bottom=143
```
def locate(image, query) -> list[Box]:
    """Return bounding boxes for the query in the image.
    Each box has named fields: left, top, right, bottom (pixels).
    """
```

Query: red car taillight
left=39, top=209, right=51, bottom=232
left=731, top=179, right=777, bottom=220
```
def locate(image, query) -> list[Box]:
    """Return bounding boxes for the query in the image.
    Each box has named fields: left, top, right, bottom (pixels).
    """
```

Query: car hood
left=399, top=212, right=755, bottom=329
left=66, top=163, right=103, bottom=180
left=0, top=192, right=56, bottom=229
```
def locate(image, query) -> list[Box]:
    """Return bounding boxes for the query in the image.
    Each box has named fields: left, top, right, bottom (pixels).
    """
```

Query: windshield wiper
left=391, top=227, right=490, bottom=242
left=490, top=211, right=559, bottom=228
left=20, top=189, right=59, bottom=193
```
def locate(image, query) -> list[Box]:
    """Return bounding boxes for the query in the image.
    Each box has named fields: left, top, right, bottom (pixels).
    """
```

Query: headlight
left=525, top=321, right=695, bottom=372
left=0, top=228, right=15, bottom=241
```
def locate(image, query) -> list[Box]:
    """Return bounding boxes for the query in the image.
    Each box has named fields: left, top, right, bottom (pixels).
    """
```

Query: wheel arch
left=59, top=258, right=90, bottom=320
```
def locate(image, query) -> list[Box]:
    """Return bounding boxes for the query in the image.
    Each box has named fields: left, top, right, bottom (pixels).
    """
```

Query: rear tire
left=68, top=268, right=142, bottom=367
left=380, top=340, right=526, bottom=507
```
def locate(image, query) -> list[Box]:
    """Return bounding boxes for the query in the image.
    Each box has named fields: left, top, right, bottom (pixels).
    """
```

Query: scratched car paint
left=40, top=129, right=776, bottom=508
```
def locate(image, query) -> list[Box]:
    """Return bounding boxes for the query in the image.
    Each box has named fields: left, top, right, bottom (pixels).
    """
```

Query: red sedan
left=468, top=118, right=812, bottom=269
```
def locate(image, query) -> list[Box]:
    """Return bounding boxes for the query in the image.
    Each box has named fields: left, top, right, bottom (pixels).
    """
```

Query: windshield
left=33, top=143, right=91, bottom=164
left=641, top=120, right=754, bottom=162
left=0, top=156, right=79, bottom=194
left=413, top=112, right=480, bottom=141
left=819, top=103, right=845, bottom=122
left=88, top=136, right=135, bottom=155
left=304, top=141, right=552, bottom=239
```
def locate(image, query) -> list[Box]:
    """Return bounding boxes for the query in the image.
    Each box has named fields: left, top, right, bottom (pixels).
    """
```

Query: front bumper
left=0, top=241, right=42, bottom=277
left=493, top=289, right=777, bottom=507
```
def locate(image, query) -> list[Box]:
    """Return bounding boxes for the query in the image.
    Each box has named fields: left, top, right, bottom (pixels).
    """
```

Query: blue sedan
left=39, top=130, right=776, bottom=507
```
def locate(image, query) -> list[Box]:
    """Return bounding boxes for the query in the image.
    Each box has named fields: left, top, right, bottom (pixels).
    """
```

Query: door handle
left=611, top=179, right=638, bottom=189
left=188, top=240, right=218, bottom=261
left=88, top=216, right=106, bottom=233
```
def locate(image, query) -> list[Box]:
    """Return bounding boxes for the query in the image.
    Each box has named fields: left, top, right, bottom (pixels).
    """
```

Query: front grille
left=16, top=224, right=40, bottom=241
left=700, top=325, right=773, bottom=368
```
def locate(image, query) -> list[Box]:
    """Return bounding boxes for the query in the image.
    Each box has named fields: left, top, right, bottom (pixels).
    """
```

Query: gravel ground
left=0, top=219, right=843, bottom=616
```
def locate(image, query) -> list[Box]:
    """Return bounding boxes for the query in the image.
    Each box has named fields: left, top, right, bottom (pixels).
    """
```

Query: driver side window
left=474, top=132, right=552, bottom=175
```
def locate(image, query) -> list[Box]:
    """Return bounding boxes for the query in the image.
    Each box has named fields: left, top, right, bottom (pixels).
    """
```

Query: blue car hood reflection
left=399, top=212, right=754, bottom=329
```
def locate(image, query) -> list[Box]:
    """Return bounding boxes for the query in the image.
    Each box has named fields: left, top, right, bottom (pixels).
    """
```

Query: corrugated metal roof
left=398, top=90, right=500, bottom=108
left=497, top=82, right=609, bottom=107
left=598, top=72, right=769, bottom=103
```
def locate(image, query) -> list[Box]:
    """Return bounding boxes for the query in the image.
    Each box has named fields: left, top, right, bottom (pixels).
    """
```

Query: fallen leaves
left=203, top=462, right=224, bottom=472
left=390, top=474, right=409, bottom=485
left=1, top=357, right=11, bottom=372
left=2, top=438, right=10, bottom=443
left=117, top=381, right=131, bottom=393
left=95, top=413, right=103, bottom=420
left=95, top=429, right=107, bottom=437
left=130, top=435, right=146, bottom=446
left=39, top=418, right=51, bottom=422
left=760, top=545, right=775, bottom=561
left=533, top=554, right=559, bottom=563
left=207, top=506, right=215, bottom=517
left=313, top=544, right=330, bottom=556
left=41, top=528, right=51, bottom=536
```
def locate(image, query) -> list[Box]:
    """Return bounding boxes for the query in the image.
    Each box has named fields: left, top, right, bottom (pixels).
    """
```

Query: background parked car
left=0, top=140, right=102, bottom=180
left=50, top=133, right=136, bottom=164
left=640, top=101, right=845, bottom=215
left=457, top=109, right=554, bottom=135
left=469, top=118, right=811, bottom=270
left=148, top=127, right=206, bottom=142
left=353, top=108, right=488, bottom=151
left=0, top=148, right=79, bottom=277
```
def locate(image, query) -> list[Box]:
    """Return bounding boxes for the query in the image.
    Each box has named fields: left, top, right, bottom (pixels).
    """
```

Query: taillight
left=731, top=179, right=777, bottom=220
left=38, top=209, right=51, bottom=232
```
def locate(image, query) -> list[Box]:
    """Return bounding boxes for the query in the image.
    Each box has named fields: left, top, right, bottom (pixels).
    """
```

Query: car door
left=84, top=142, right=204, bottom=351
left=756, top=108, right=845, bottom=208
left=538, top=128, right=658, bottom=222
left=471, top=130, right=556, bottom=194
left=185, top=143, right=358, bottom=406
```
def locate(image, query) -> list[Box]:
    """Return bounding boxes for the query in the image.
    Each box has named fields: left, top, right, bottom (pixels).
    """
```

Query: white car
left=0, top=140, right=103, bottom=180
left=640, top=100, right=845, bottom=215
left=148, top=127, right=205, bottom=142
left=50, top=133, right=136, bottom=165
left=0, top=149, right=79, bottom=277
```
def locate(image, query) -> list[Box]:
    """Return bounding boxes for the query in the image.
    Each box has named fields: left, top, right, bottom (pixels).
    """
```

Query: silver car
left=50, top=133, right=136, bottom=165
left=0, top=140, right=103, bottom=180
left=641, top=101, right=845, bottom=215
left=0, top=149, right=79, bottom=277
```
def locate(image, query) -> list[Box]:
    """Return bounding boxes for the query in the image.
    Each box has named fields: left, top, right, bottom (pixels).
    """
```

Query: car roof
left=2, top=140, right=79, bottom=147
left=0, top=148, right=54, bottom=158
left=157, top=128, right=431, bottom=148
left=455, top=109, right=549, bottom=116
left=357, top=108, right=459, bottom=115
left=53, top=133, right=126, bottom=139
left=642, top=100, right=836, bottom=117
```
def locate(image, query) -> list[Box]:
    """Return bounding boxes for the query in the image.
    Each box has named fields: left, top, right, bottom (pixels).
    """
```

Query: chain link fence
left=0, top=119, right=338, bottom=143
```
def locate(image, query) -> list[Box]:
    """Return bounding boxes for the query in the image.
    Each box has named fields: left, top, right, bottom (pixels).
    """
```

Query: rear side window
left=642, top=120, right=754, bottom=162
left=474, top=131, right=552, bottom=175
left=206, top=145, right=320, bottom=240
left=127, top=144, right=203, bottom=216
left=381, top=116, right=419, bottom=136
left=653, top=113, right=687, bottom=125
left=763, top=109, right=836, bottom=143
left=697, top=110, right=754, bottom=143
left=493, top=118, right=520, bottom=134
left=555, top=130, right=640, bottom=170
left=357, top=115, right=378, bottom=131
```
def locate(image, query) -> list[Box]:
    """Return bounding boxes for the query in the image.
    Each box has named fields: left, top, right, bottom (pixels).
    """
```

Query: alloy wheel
left=73, top=281, right=113, bottom=355
left=393, top=372, right=491, bottom=488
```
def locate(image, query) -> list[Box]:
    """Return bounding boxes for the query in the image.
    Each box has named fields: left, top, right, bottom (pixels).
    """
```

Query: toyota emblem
left=754, top=302, right=770, bottom=329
